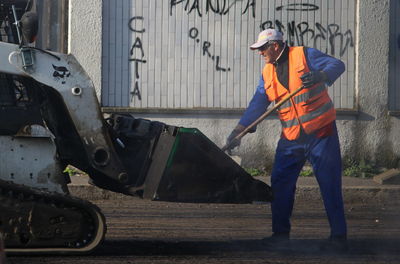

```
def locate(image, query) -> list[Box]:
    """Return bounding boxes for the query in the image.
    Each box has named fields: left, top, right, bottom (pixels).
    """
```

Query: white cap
left=250, top=29, right=284, bottom=50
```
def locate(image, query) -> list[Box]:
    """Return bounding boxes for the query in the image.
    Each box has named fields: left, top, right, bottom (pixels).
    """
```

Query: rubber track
left=0, top=179, right=106, bottom=254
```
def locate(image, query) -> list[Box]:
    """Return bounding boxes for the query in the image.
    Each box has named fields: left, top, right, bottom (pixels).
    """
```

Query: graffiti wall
left=102, top=0, right=355, bottom=109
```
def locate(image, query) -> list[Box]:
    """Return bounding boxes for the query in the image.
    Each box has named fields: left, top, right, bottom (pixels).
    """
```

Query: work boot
left=261, top=232, right=290, bottom=245
left=320, top=235, right=348, bottom=252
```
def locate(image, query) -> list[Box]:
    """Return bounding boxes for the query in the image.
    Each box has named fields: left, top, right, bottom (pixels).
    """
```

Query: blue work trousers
left=270, top=126, right=347, bottom=237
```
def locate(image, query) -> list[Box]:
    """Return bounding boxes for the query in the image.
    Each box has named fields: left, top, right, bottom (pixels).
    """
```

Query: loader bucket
left=95, top=115, right=273, bottom=204
left=142, top=127, right=273, bottom=203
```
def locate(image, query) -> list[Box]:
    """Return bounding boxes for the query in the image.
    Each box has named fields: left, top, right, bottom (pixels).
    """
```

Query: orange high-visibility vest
left=262, top=47, right=336, bottom=140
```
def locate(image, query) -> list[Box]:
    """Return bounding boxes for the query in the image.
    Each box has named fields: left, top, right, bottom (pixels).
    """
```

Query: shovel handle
left=222, top=85, right=305, bottom=152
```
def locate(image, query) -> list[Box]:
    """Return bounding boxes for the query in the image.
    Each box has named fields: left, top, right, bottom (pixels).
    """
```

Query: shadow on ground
left=90, top=238, right=400, bottom=257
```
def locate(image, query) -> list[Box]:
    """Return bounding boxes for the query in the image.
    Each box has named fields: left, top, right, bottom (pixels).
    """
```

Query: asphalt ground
left=5, top=174, right=400, bottom=263
left=7, top=197, right=400, bottom=264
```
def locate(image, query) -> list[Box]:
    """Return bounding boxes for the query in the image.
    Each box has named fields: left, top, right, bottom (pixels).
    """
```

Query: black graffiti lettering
left=242, top=0, right=256, bottom=18
left=133, top=60, right=140, bottom=78
left=131, top=81, right=142, bottom=101
left=134, top=61, right=139, bottom=79
left=314, top=23, right=328, bottom=53
left=260, top=20, right=285, bottom=32
left=215, top=56, right=229, bottom=72
left=205, top=0, right=236, bottom=16
left=327, top=24, right=341, bottom=56
left=260, top=21, right=273, bottom=30
left=189, top=27, right=199, bottom=39
left=267, top=3, right=354, bottom=56
left=203, top=41, right=212, bottom=57
left=184, top=0, right=190, bottom=12
left=129, top=16, right=147, bottom=101
left=129, top=58, right=147, bottom=63
left=128, top=16, right=145, bottom=33
left=129, top=59, right=147, bottom=101
left=276, top=3, right=319, bottom=12
left=260, top=20, right=353, bottom=57
left=130, top=37, right=145, bottom=58
left=287, top=21, right=298, bottom=46
left=188, top=0, right=202, bottom=17
left=339, top=30, right=354, bottom=57
left=325, top=24, right=354, bottom=57
left=222, top=0, right=238, bottom=15
left=206, top=0, right=221, bottom=14
left=188, top=27, right=230, bottom=72
left=286, top=21, right=315, bottom=46
left=170, top=0, right=253, bottom=17
left=275, top=20, right=285, bottom=33
left=298, top=22, right=314, bottom=40
left=170, top=0, right=185, bottom=16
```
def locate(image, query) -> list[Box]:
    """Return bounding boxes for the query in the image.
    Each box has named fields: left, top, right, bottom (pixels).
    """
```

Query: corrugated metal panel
left=389, top=0, right=400, bottom=110
left=102, top=0, right=356, bottom=109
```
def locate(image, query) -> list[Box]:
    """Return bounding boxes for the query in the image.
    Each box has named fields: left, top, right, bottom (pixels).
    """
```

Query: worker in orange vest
left=226, top=29, right=347, bottom=249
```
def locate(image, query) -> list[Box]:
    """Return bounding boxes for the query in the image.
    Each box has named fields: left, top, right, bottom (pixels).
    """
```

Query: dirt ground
left=7, top=198, right=400, bottom=264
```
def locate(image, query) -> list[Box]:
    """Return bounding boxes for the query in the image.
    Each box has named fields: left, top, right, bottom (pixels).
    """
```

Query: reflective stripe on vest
left=278, top=84, right=326, bottom=110
left=280, top=100, right=334, bottom=128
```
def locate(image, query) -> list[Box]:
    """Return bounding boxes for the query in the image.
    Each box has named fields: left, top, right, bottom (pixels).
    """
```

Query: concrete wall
left=356, top=0, right=399, bottom=167
left=68, top=0, right=102, bottom=98
left=69, top=0, right=400, bottom=170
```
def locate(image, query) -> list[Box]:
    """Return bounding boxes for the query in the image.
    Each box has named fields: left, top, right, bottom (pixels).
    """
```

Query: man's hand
left=300, top=71, right=327, bottom=88
left=226, top=124, right=245, bottom=154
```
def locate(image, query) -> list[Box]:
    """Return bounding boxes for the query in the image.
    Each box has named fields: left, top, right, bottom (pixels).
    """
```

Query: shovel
left=222, top=85, right=305, bottom=153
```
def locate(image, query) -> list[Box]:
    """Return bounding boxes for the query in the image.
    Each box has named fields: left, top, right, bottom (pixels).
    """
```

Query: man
left=226, top=29, right=347, bottom=247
